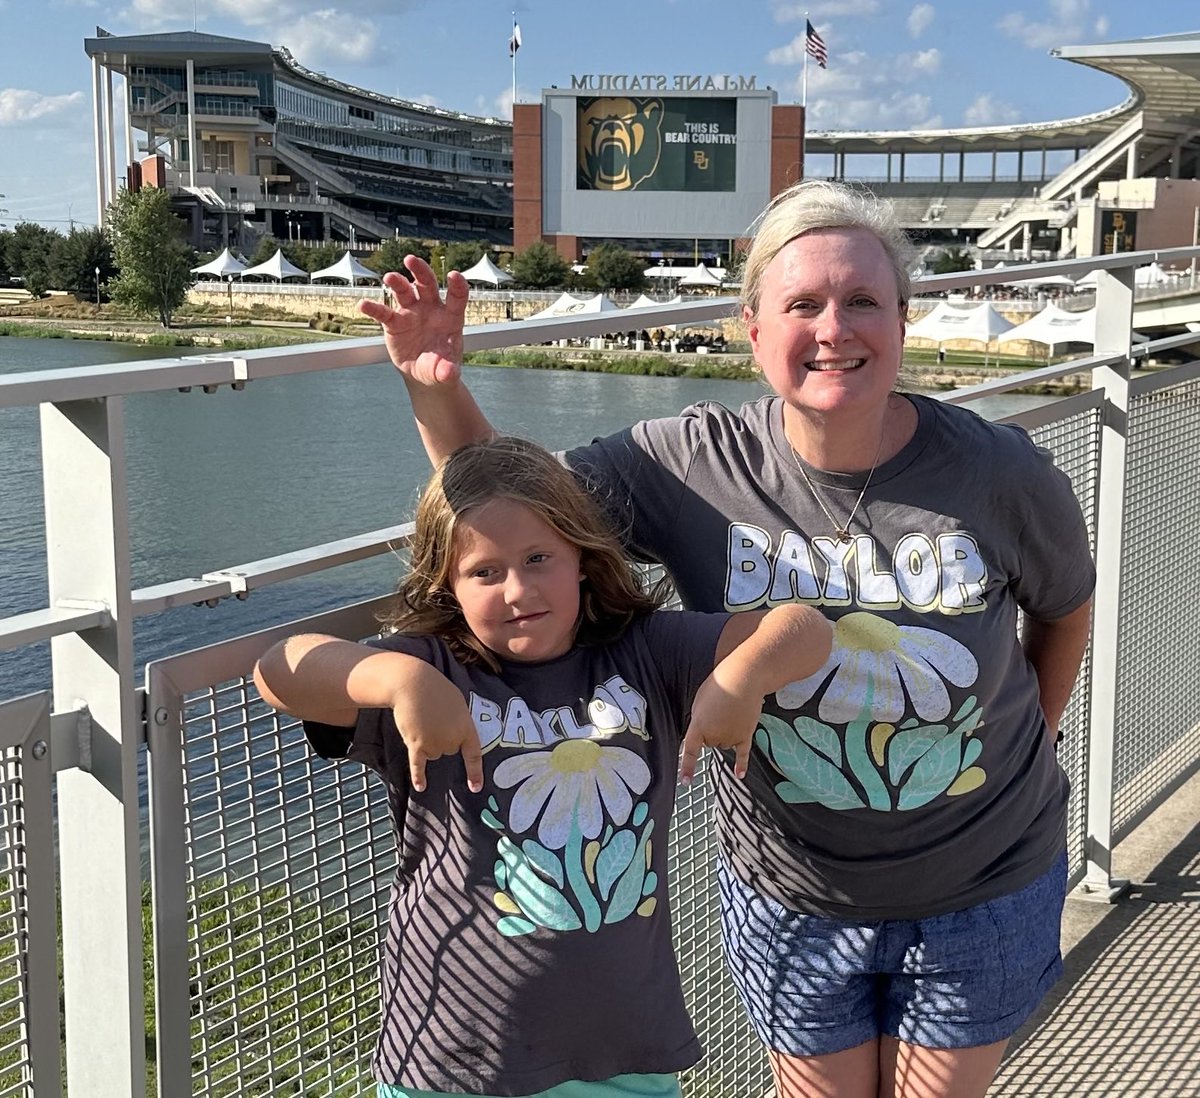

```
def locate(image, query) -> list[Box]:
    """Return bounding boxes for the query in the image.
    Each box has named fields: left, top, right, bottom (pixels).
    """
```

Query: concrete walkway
left=990, top=768, right=1200, bottom=1096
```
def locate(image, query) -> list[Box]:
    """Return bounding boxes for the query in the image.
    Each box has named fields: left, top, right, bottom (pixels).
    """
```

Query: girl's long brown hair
left=383, top=437, right=671, bottom=671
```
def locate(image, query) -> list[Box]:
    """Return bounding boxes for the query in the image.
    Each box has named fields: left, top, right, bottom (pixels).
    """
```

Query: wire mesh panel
left=0, top=694, right=62, bottom=1098
left=181, top=683, right=391, bottom=1097
left=146, top=602, right=393, bottom=1098
left=1017, top=401, right=1104, bottom=880
left=1113, top=368, right=1200, bottom=839
left=671, top=759, right=770, bottom=1098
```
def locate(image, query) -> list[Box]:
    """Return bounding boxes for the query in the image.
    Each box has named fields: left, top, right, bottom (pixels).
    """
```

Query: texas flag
left=509, top=23, right=522, bottom=57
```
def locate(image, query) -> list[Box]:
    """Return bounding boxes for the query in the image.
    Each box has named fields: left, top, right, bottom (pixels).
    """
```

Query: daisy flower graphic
left=493, top=740, right=651, bottom=850
left=775, top=611, right=978, bottom=724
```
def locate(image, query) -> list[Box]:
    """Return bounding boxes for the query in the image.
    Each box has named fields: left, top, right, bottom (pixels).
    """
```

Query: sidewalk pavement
left=990, top=767, right=1200, bottom=1095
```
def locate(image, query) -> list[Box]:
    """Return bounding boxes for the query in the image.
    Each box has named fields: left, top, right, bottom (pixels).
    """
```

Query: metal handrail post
left=1077, top=267, right=1135, bottom=901
left=43, top=397, right=146, bottom=1095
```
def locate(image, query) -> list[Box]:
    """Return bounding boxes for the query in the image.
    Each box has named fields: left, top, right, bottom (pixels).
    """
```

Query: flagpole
left=802, top=10, right=809, bottom=108
left=802, top=11, right=810, bottom=179
left=511, top=10, right=517, bottom=116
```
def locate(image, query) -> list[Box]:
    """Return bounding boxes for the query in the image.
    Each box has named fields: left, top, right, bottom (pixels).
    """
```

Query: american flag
left=805, top=20, right=828, bottom=69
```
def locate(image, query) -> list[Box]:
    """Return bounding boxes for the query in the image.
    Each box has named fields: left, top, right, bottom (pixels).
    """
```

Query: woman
left=360, top=180, right=1095, bottom=1098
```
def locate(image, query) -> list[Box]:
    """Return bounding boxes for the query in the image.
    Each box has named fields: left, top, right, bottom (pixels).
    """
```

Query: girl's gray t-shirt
left=305, top=610, right=727, bottom=1095
left=567, top=393, right=1095, bottom=920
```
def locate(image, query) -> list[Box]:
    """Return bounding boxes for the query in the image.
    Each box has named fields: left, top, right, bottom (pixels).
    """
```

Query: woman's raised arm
left=359, top=255, right=496, bottom=465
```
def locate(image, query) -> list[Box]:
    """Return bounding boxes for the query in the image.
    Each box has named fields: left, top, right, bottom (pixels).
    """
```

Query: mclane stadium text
left=570, top=74, right=759, bottom=92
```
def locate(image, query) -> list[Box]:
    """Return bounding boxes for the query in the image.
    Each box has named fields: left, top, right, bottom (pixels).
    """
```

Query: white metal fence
left=1, top=250, right=1199, bottom=1095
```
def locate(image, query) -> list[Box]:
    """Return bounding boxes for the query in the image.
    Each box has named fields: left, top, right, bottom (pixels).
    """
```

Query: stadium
left=83, top=28, right=514, bottom=250
left=85, top=28, right=1200, bottom=265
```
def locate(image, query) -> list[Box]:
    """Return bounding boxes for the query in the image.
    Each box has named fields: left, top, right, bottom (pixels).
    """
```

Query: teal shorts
left=378, top=1073, right=681, bottom=1098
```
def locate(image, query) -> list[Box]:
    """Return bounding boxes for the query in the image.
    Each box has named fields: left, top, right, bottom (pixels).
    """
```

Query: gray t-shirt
left=567, top=394, right=1095, bottom=920
left=304, top=610, right=727, bottom=1095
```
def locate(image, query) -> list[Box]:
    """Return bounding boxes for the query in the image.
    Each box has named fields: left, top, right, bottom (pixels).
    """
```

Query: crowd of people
left=255, top=180, right=1095, bottom=1098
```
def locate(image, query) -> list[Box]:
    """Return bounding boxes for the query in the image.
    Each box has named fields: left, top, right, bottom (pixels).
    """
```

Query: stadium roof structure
left=806, top=30, right=1200, bottom=157
left=83, top=29, right=507, bottom=128
left=84, top=29, right=275, bottom=67
left=1053, top=32, right=1200, bottom=125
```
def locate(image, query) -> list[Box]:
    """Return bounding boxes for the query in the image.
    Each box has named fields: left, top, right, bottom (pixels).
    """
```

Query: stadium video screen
left=576, top=97, right=737, bottom=192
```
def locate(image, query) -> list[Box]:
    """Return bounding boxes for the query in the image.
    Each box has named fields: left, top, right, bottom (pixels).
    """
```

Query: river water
left=0, top=336, right=1050, bottom=698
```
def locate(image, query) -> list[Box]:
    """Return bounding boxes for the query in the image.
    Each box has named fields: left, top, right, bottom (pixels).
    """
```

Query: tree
left=932, top=247, right=974, bottom=274
left=303, top=241, right=343, bottom=273
left=48, top=227, right=115, bottom=298
left=444, top=241, right=485, bottom=274
left=367, top=237, right=430, bottom=278
left=586, top=243, right=645, bottom=291
left=0, top=230, right=12, bottom=282
left=251, top=234, right=284, bottom=264
left=105, top=187, right=195, bottom=328
left=511, top=241, right=569, bottom=289
left=5, top=222, right=61, bottom=297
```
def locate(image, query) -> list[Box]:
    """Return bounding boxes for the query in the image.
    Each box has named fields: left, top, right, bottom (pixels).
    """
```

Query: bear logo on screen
left=577, top=97, right=664, bottom=191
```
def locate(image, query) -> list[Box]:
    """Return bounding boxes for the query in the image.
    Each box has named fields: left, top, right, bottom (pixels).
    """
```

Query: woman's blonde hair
left=384, top=436, right=670, bottom=670
left=739, top=180, right=916, bottom=318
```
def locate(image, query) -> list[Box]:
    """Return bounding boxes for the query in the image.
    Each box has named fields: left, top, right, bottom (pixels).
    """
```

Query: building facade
left=84, top=29, right=513, bottom=250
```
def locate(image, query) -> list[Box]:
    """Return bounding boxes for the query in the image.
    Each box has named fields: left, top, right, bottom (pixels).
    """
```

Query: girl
left=254, top=436, right=832, bottom=1098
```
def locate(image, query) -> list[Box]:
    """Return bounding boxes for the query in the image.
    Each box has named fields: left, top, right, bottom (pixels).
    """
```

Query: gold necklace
left=790, top=434, right=885, bottom=544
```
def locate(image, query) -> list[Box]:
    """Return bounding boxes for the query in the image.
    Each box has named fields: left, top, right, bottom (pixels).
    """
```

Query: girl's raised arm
left=359, top=255, right=497, bottom=466
left=254, top=632, right=483, bottom=792
left=679, top=605, right=833, bottom=783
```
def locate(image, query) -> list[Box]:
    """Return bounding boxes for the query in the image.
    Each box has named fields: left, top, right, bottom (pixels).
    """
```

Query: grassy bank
left=464, top=347, right=760, bottom=380
left=0, top=318, right=347, bottom=350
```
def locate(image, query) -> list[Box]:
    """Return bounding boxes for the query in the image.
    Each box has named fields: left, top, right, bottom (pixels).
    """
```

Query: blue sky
left=1, top=0, right=1198, bottom=229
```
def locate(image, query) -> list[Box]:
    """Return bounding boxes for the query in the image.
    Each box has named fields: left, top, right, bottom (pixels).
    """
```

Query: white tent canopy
left=309, top=251, right=380, bottom=285
left=574, top=293, right=622, bottom=314
left=527, top=292, right=587, bottom=320
left=906, top=302, right=1015, bottom=343
left=461, top=253, right=514, bottom=286
left=997, top=303, right=1095, bottom=348
left=240, top=249, right=308, bottom=282
left=626, top=293, right=670, bottom=311
left=191, top=247, right=246, bottom=278
left=905, top=301, right=971, bottom=341
left=1136, top=261, right=1171, bottom=287
left=678, top=263, right=724, bottom=288
left=998, top=304, right=1150, bottom=349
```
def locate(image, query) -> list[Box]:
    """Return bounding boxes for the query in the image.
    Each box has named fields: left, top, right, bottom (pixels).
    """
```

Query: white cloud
left=997, top=0, right=1094, bottom=51
left=963, top=93, right=1021, bottom=127
left=910, top=48, right=941, bottom=74
left=810, top=89, right=942, bottom=131
left=907, top=3, right=935, bottom=38
left=0, top=89, right=86, bottom=126
left=772, top=39, right=946, bottom=130
left=792, top=50, right=943, bottom=130
left=122, top=0, right=403, bottom=65
left=767, top=34, right=810, bottom=65
left=1094, top=15, right=1109, bottom=36
left=283, top=12, right=387, bottom=65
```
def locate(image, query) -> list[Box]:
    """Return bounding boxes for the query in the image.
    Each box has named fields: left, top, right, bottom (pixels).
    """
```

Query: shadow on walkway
left=991, top=818, right=1200, bottom=1094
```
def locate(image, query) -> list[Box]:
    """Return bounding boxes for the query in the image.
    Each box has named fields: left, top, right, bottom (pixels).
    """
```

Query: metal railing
left=1, top=250, right=1199, bottom=1096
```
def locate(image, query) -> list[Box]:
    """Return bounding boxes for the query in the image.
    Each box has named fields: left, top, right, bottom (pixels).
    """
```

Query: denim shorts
left=378, top=1073, right=681, bottom=1098
left=718, top=852, right=1068, bottom=1057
